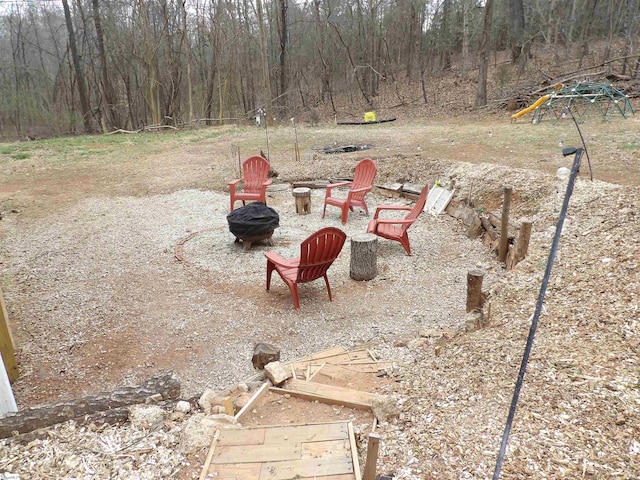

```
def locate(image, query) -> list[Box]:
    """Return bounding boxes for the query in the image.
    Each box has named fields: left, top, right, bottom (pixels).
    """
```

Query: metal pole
left=493, top=148, right=583, bottom=479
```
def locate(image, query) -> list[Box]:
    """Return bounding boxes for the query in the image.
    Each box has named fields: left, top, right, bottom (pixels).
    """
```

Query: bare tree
left=475, top=0, right=494, bottom=108
left=62, top=0, right=93, bottom=132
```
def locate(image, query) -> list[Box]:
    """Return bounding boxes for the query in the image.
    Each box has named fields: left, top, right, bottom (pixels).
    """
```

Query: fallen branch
left=0, top=371, right=180, bottom=438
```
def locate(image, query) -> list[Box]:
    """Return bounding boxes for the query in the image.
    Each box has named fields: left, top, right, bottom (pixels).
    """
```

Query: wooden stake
left=516, top=219, right=532, bottom=260
left=466, top=269, right=485, bottom=313
left=0, top=288, right=18, bottom=383
left=363, top=432, right=382, bottom=480
left=234, top=382, right=270, bottom=422
left=498, top=185, right=513, bottom=262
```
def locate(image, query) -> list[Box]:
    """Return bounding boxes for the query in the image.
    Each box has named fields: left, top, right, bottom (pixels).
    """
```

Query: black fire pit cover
left=227, top=202, right=280, bottom=238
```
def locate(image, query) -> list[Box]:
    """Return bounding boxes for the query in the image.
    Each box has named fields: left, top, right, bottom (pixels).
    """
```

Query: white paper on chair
left=425, top=187, right=455, bottom=215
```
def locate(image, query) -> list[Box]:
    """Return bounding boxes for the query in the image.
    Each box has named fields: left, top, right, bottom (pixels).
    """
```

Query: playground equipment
left=511, top=82, right=634, bottom=124
left=511, top=94, right=551, bottom=119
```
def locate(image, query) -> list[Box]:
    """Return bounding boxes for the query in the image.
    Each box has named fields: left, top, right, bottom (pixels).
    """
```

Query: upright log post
left=363, top=432, right=382, bottom=480
left=350, top=233, right=378, bottom=281
left=515, top=219, right=532, bottom=260
left=466, top=269, right=485, bottom=313
left=498, top=185, right=513, bottom=262
left=0, top=288, right=18, bottom=383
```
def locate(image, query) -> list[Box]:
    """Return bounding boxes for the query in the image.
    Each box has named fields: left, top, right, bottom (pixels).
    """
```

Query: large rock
left=264, top=361, right=291, bottom=386
left=252, top=343, right=281, bottom=370
left=198, top=389, right=229, bottom=414
left=129, top=405, right=167, bottom=429
left=179, top=413, right=239, bottom=454
left=372, top=395, right=401, bottom=423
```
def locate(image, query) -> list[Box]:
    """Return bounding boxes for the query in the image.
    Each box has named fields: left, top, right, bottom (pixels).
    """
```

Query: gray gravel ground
left=2, top=186, right=499, bottom=406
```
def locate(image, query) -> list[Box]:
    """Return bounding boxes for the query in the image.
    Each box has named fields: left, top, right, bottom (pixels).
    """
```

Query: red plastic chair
left=265, top=227, right=347, bottom=309
left=367, top=184, right=429, bottom=256
left=229, top=155, right=272, bottom=211
left=322, top=158, right=377, bottom=224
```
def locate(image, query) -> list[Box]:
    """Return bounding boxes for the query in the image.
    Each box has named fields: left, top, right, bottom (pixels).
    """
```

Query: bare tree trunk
left=622, top=0, right=639, bottom=74
left=256, top=0, right=273, bottom=125
left=182, top=0, right=194, bottom=124
left=62, top=0, right=93, bottom=133
left=510, top=0, right=525, bottom=64
left=462, top=0, right=470, bottom=77
left=578, top=0, right=599, bottom=68
left=92, top=0, right=121, bottom=131
left=475, top=0, right=494, bottom=108
left=277, top=0, right=288, bottom=114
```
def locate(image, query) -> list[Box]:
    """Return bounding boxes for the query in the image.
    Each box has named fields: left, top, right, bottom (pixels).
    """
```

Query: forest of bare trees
left=0, top=0, right=639, bottom=137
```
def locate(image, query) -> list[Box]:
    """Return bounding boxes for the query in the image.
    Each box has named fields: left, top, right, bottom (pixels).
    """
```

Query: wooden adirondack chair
left=322, top=158, right=377, bottom=224
left=265, top=227, right=347, bottom=309
left=229, top=155, right=272, bottom=211
left=367, top=184, right=429, bottom=256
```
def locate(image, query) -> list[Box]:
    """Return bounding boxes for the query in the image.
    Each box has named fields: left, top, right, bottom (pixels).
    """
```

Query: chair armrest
left=349, top=185, right=372, bottom=194
left=372, top=205, right=412, bottom=219
left=265, top=251, right=298, bottom=267
left=374, top=218, right=415, bottom=225
left=325, top=181, right=352, bottom=197
left=262, top=179, right=273, bottom=187
left=229, top=179, right=242, bottom=186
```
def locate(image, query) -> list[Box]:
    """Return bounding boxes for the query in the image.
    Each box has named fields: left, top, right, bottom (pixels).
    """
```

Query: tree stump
left=292, top=187, right=311, bottom=214
left=466, top=269, right=485, bottom=313
left=350, top=233, right=378, bottom=281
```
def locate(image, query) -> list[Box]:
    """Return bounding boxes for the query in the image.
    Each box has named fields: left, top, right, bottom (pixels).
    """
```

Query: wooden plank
left=235, top=382, right=270, bottom=422
left=296, top=345, right=348, bottom=361
left=218, top=428, right=266, bottom=446
left=286, top=379, right=378, bottom=406
left=307, top=363, right=326, bottom=382
left=291, top=353, right=366, bottom=371
left=348, top=422, right=363, bottom=480
left=223, top=396, right=234, bottom=416
left=259, top=456, right=354, bottom=480
left=199, top=430, right=220, bottom=480
left=0, top=288, right=18, bottom=382
left=301, top=439, right=350, bottom=458
left=362, top=433, right=381, bottom=480
left=295, top=476, right=355, bottom=480
left=214, top=443, right=301, bottom=464
left=209, top=462, right=261, bottom=479
left=270, top=386, right=372, bottom=411
left=264, top=422, right=348, bottom=444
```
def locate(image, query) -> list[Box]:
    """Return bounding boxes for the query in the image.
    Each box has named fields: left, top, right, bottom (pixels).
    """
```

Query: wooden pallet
left=200, top=421, right=361, bottom=480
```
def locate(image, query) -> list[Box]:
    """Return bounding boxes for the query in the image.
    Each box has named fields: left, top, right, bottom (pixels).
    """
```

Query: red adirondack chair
left=265, top=227, right=347, bottom=309
left=367, top=184, right=429, bottom=256
left=229, top=155, right=272, bottom=211
left=322, top=158, right=377, bottom=224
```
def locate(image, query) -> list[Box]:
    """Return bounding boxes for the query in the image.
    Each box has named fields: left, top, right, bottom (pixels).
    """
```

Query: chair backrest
left=242, top=156, right=270, bottom=193
left=401, top=184, right=430, bottom=232
left=297, top=227, right=347, bottom=283
left=350, top=158, right=377, bottom=201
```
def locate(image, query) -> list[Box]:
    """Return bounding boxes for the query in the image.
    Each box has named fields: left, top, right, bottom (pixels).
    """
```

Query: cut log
left=466, top=269, right=485, bottom=313
left=498, top=185, right=513, bottom=262
left=515, top=219, right=532, bottom=260
left=0, top=371, right=180, bottom=438
left=8, top=407, right=131, bottom=445
left=480, top=216, right=498, bottom=241
left=291, top=180, right=330, bottom=189
left=350, top=233, right=378, bottom=281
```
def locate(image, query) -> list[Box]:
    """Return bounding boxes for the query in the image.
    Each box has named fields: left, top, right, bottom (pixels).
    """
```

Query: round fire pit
left=227, top=202, right=279, bottom=251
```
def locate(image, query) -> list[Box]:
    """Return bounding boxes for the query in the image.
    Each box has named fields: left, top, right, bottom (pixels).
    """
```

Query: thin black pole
left=493, top=148, right=583, bottom=479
